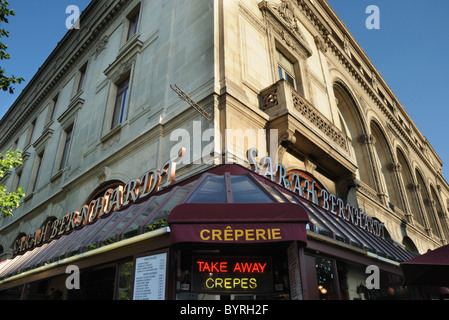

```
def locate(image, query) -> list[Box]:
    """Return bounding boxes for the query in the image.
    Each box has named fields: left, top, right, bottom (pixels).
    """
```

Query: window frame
left=25, top=119, right=37, bottom=148
left=59, top=125, right=74, bottom=171
left=32, top=150, right=45, bottom=193
left=49, top=94, right=59, bottom=122
left=77, top=62, right=88, bottom=93
left=126, top=9, right=140, bottom=41
left=111, top=76, right=130, bottom=130
left=277, top=49, right=297, bottom=89
left=13, top=169, right=22, bottom=192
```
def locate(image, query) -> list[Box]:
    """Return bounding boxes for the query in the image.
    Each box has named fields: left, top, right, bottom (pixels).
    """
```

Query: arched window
left=403, top=236, right=419, bottom=254
left=333, top=83, right=375, bottom=189
left=11, top=232, right=27, bottom=253
left=416, top=169, right=439, bottom=235
left=84, top=180, right=125, bottom=205
left=380, top=221, right=392, bottom=242
left=370, top=122, right=404, bottom=211
left=430, top=186, right=449, bottom=241
left=396, top=149, right=421, bottom=223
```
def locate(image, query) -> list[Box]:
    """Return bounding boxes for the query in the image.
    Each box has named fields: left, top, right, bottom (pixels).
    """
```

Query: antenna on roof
left=170, top=84, right=212, bottom=123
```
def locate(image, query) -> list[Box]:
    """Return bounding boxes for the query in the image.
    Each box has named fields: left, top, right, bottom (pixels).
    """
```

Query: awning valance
left=400, top=244, right=449, bottom=286
left=168, top=203, right=310, bottom=245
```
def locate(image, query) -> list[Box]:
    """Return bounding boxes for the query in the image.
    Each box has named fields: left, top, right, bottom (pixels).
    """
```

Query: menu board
left=133, top=253, right=167, bottom=300
left=287, top=242, right=303, bottom=300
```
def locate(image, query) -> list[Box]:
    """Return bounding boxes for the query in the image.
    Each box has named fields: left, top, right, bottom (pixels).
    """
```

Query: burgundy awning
left=400, top=244, right=449, bottom=286
left=168, top=203, right=309, bottom=246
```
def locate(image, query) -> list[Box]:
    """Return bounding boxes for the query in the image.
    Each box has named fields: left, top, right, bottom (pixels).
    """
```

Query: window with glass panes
left=126, top=10, right=140, bottom=41
left=277, top=49, right=296, bottom=89
left=111, top=77, right=130, bottom=129
left=60, top=126, right=73, bottom=170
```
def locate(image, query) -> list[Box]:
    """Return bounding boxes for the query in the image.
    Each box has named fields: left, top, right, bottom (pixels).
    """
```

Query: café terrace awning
left=0, top=164, right=415, bottom=283
left=400, top=244, right=449, bottom=287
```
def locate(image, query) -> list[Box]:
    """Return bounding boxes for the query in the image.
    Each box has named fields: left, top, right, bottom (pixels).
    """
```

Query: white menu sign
left=287, top=242, right=303, bottom=300
left=133, top=253, right=167, bottom=300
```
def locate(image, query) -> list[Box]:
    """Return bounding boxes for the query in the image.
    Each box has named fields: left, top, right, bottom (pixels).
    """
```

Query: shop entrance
left=173, top=243, right=294, bottom=300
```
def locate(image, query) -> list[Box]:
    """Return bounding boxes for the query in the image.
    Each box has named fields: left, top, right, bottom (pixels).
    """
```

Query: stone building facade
left=0, top=0, right=448, bottom=297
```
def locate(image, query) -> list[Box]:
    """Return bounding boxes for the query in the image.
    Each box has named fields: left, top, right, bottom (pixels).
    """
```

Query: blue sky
left=0, top=0, right=90, bottom=114
left=327, top=0, right=449, bottom=178
left=1, top=1, right=449, bottom=178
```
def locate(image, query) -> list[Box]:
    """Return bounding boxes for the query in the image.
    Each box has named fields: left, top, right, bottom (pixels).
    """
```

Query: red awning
left=168, top=203, right=309, bottom=245
left=400, top=244, right=449, bottom=286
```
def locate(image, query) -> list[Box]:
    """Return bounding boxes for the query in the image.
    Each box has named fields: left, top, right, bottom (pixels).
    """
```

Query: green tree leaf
left=0, top=150, right=25, bottom=217
left=0, top=0, right=24, bottom=94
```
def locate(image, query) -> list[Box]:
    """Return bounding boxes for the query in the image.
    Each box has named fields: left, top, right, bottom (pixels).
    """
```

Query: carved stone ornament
left=259, top=0, right=312, bottom=58
left=371, top=71, right=378, bottom=91
left=94, top=36, right=109, bottom=60
left=314, top=35, right=327, bottom=53
left=278, top=0, right=300, bottom=32
left=280, top=130, right=297, bottom=145
left=260, top=83, right=279, bottom=111
left=358, top=134, right=376, bottom=145
left=343, top=35, right=351, bottom=57
left=424, top=198, right=436, bottom=207
left=386, top=162, right=402, bottom=172
left=407, top=183, right=421, bottom=192
left=97, top=166, right=110, bottom=183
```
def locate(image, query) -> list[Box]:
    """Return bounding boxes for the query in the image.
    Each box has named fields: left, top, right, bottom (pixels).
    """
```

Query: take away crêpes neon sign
left=191, top=256, right=273, bottom=293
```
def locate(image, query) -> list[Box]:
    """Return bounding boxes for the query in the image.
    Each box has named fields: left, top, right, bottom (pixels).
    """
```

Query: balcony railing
left=260, top=80, right=349, bottom=153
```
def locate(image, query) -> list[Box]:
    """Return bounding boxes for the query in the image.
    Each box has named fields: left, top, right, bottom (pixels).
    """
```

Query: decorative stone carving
left=292, top=90, right=349, bottom=152
left=358, top=134, right=376, bottom=145
left=314, top=35, right=327, bottom=53
left=407, top=183, right=421, bottom=192
left=259, top=0, right=312, bottom=58
left=260, top=84, right=279, bottom=111
left=371, top=71, right=378, bottom=91
left=387, top=162, right=402, bottom=172
left=278, top=0, right=300, bottom=33
left=280, top=130, right=296, bottom=145
left=94, top=36, right=109, bottom=60
left=424, top=198, right=436, bottom=207
left=304, top=156, right=317, bottom=174
left=97, top=166, right=110, bottom=183
left=343, top=35, right=351, bottom=57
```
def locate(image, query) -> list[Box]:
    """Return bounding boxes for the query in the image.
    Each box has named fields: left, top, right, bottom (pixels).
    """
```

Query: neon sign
left=192, top=256, right=273, bottom=293
left=200, top=226, right=282, bottom=242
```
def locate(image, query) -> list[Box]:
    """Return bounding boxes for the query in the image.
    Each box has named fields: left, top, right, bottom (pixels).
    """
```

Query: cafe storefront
left=0, top=149, right=420, bottom=300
